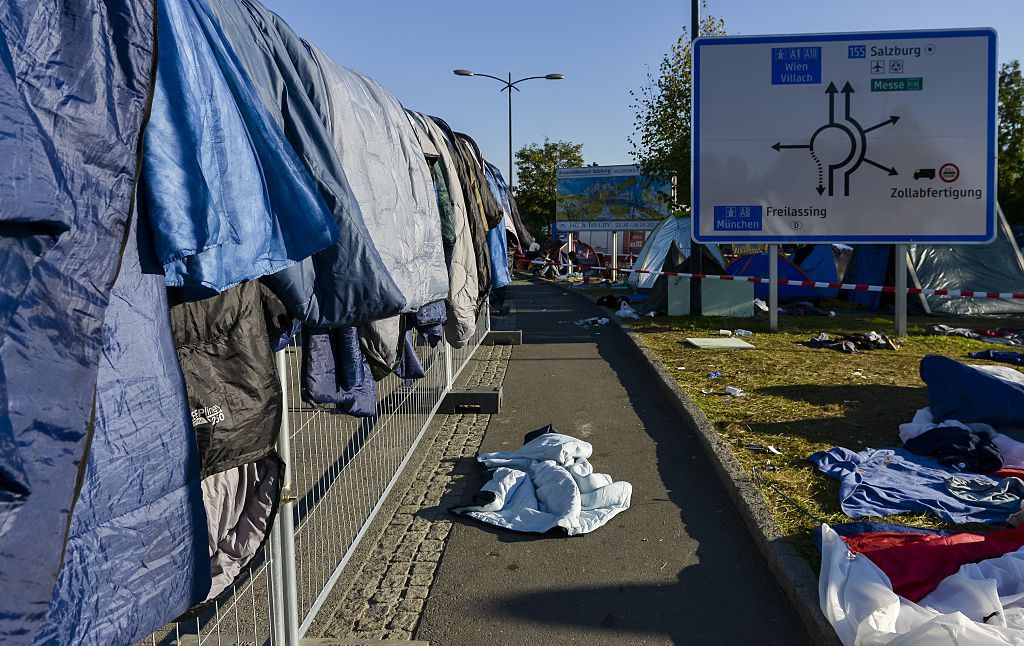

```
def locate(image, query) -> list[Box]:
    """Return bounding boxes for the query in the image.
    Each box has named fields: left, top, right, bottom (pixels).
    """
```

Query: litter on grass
left=686, top=338, right=756, bottom=350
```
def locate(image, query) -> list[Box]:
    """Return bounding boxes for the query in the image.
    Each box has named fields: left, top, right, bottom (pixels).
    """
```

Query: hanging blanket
left=454, top=431, right=631, bottom=535
left=37, top=217, right=209, bottom=644
left=304, top=44, right=448, bottom=313
left=203, top=0, right=405, bottom=327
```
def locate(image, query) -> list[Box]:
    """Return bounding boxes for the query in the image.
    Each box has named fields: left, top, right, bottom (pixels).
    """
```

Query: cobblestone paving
left=312, top=343, right=511, bottom=641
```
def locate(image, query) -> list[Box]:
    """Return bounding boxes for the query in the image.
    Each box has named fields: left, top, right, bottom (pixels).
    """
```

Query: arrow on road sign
left=863, top=158, right=899, bottom=176
left=863, top=115, right=900, bottom=133
left=842, top=82, right=854, bottom=119
left=771, top=142, right=811, bottom=151
left=825, top=82, right=838, bottom=124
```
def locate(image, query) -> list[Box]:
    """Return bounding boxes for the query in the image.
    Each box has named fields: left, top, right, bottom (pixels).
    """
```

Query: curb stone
left=547, top=280, right=840, bottom=646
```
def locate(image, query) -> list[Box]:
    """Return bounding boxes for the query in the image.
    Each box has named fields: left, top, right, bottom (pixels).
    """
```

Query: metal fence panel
left=145, top=307, right=490, bottom=645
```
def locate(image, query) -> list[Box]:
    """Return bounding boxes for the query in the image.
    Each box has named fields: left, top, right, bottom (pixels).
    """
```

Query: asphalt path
left=416, top=280, right=809, bottom=645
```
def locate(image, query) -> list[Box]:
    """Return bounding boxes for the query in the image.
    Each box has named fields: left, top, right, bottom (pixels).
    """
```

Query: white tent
left=628, top=215, right=726, bottom=289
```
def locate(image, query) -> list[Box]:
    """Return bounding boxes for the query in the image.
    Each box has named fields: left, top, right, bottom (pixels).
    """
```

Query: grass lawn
left=625, top=310, right=1023, bottom=564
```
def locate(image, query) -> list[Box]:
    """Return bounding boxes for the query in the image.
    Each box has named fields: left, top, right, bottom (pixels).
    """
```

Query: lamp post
left=452, top=69, right=564, bottom=189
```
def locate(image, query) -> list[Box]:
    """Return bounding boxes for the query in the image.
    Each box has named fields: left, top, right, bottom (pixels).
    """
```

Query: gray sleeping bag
left=304, top=45, right=448, bottom=373
left=304, top=43, right=447, bottom=311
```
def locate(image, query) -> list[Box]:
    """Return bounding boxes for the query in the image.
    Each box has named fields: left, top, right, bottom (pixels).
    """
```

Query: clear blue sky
left=262, top=1, right=1023, bottom=183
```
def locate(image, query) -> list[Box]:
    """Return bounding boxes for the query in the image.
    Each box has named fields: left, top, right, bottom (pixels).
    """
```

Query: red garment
left=842, top=525, right=1024, bottom=601
left=992, top=468, right=1024, bottom=480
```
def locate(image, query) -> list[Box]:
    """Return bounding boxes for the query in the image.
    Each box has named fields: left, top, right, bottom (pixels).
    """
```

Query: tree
left=629, top=4, right=725, bottom=210
left=512, top=138, right=584, bottom=241
left=999, top=60, right=1024, bottom=225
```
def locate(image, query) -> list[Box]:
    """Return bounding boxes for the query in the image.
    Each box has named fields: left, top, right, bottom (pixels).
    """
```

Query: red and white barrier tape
left=531, top=261, right=1024, bottom=300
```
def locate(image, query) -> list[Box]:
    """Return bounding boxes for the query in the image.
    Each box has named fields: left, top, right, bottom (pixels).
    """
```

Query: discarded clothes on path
left=454, top=429, right=632, bottom=535
left=808, top=447, right=1024, bottom=525
left=819, top=523, right=1024, bottom=645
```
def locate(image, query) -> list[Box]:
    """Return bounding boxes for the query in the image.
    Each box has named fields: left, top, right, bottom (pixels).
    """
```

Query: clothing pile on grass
left=806, top=354, right=1024, bottom=644
left=801, top=331, right=902, bottom=354
left=926, top=324, right=1024, bottom=347
left=454, top=426, right=632, bottom=535
left=0, top=1, right=532, bottom=642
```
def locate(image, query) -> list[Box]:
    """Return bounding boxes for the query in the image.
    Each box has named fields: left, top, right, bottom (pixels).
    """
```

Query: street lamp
left=452, top=69, right=564, bottom=188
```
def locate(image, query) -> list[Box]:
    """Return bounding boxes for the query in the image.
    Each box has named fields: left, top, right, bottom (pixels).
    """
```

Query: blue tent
left=726, top=253, right=818, bottom=300
left=842, top=246, right=891, bottom=309
left=797, top=246, right=842, bottom=299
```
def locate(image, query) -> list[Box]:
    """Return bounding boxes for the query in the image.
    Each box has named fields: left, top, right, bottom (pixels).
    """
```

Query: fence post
left=444, top=339, right=454, bottom=391
left=271, top=349, right=301, bottom=645
left=268, top=517, right=287, bottom=645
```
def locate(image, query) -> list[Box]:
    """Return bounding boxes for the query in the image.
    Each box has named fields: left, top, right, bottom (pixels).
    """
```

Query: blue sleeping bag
left=921, top=355, right=1024, bottom=427
left=202, top=0, right=405, bottom=327
left=0, top=2, right=157, bottom=639
left=143, top=0, right=338, bottom=297
left=37, top=218, right=210, bottom=644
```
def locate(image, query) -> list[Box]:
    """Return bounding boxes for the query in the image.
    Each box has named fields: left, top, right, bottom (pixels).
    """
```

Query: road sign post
left=611, top=230, right=619, bottom=282
left=693, top=29, right=997, bottom=332
left=768, top=244, right=779, bottom=331
left=895, top=244, right=908, bottom=336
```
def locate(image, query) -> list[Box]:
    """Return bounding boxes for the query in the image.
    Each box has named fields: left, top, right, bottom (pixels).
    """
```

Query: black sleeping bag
left=169, top=281, right=289, bottom=600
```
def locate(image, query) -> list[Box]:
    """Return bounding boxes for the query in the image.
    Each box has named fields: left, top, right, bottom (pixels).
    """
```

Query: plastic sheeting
left=142, top=0, right=338, bottom=297
left=727, top=253, right=817, bottom=300
left=203, top=0, right=405, bottom=327
left=0, top=2, right=157, bottom=640
left=909, top=207, right=1024, bottom=317
left=629, top=216, right=726, bottom=289
left=305, top=44, right=447, bottom=313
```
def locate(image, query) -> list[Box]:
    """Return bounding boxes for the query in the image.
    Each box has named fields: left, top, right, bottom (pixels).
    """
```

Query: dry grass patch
left=628, top=312, right=1019, bottom=563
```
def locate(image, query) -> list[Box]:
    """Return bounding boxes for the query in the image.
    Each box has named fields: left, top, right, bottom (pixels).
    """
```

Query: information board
left=556, top=165, right=671, bottom=233
left=693, top=29, right=997, bottom=243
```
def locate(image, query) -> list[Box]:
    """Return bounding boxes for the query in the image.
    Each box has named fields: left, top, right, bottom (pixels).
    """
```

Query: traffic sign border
left=692, top=28, right=998, bottom=244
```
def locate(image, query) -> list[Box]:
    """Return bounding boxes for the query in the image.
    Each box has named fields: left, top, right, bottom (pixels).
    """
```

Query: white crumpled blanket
left=454, top=433, right=632, bottom=535
left=820, top=523, right=1024, bottom=645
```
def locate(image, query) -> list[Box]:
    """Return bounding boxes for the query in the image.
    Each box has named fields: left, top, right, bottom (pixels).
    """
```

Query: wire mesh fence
left=147, top=306, right=491, bottom=645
